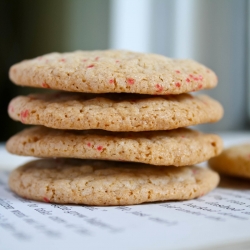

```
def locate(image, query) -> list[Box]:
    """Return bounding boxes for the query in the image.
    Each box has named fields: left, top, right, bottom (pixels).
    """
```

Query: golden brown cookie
left=209, top=144, right=250, bottom=179
left=6, top=126, right=223, bottom=166
left=9, top=158, right=220, bottom=205
left=8, top=92, right=223, bottom=131
left=9, top=50, right=217, bottom=95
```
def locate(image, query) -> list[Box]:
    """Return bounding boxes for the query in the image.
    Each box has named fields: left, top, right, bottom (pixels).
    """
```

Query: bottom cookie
left=9, top=159, right=219, bottom=206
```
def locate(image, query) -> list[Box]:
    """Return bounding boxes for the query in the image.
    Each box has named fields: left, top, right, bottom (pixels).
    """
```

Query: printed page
left=1, top=140, right=250, bottom=250
left=1, top=168, right=250, bottom=249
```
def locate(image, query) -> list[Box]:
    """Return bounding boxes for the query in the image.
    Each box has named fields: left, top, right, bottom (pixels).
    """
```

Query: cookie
left=219, top=175, right=250, bottom=190
left=9, top=50, right=217, bottom=95
left=6, top=126, right=223, bottom=166
left=8, top=92, right=223, bottom=131
left=9, top=158, right=220, bottom=205
left=209, top=144, right=250, bottom=179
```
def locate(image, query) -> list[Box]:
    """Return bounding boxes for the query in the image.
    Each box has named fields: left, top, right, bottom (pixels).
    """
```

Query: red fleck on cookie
left=43, top=197, right=50, bottom=203
left=97, top=146, right=103, bottom=151
left=126, top=78, right=135, bottom=85
left=155, top=84, right=163, bottom=92
left=20, top=110, right=29, bottom=123
left=8, top=104, right=14, bottom=113
left=42, top=82, right=50, bottom=88
left=87, top=64, right=94, bottom=68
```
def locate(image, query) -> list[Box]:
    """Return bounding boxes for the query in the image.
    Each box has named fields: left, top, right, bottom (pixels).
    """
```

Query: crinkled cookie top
left=9, top=50, right=218, bottom=94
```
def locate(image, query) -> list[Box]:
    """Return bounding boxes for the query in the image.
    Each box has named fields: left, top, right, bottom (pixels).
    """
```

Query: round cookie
left=209, top=144, right=250, bottom=179
left=9, top=159, right=220, bottom=205
left=9, top=50, right=217, bottom=95
left=6, top=126, right=223, bottom=166
left=8, top=92, right=223, bottom=132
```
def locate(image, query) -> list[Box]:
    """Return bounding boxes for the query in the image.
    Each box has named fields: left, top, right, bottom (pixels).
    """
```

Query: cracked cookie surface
left=9, top=158, right=220, bottom=205
left=6, top=126, right=223, bottom=166
left=9, top=50, right=217, bottom=95
left=8, top=92, right=223, bottom=131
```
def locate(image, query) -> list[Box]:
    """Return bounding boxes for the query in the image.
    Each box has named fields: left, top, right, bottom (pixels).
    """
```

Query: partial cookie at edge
left=209, top=144, right=250, bottom=179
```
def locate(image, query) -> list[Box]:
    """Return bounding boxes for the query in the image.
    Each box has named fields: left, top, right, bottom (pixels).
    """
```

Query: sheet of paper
left=1, top=135, right=250, bottom=250
left=1, top=167, right=250, bottom=249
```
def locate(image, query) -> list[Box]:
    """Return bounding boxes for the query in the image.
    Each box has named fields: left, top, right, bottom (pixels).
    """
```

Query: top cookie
left=9, top=50, right=217, bottom=94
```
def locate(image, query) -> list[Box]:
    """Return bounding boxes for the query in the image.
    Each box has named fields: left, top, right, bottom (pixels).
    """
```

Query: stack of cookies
left=6, top=50, right=223, bottom=205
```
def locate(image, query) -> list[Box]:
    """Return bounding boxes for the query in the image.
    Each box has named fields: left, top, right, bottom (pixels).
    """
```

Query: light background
left=0, top=0, right=249, bottom=140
